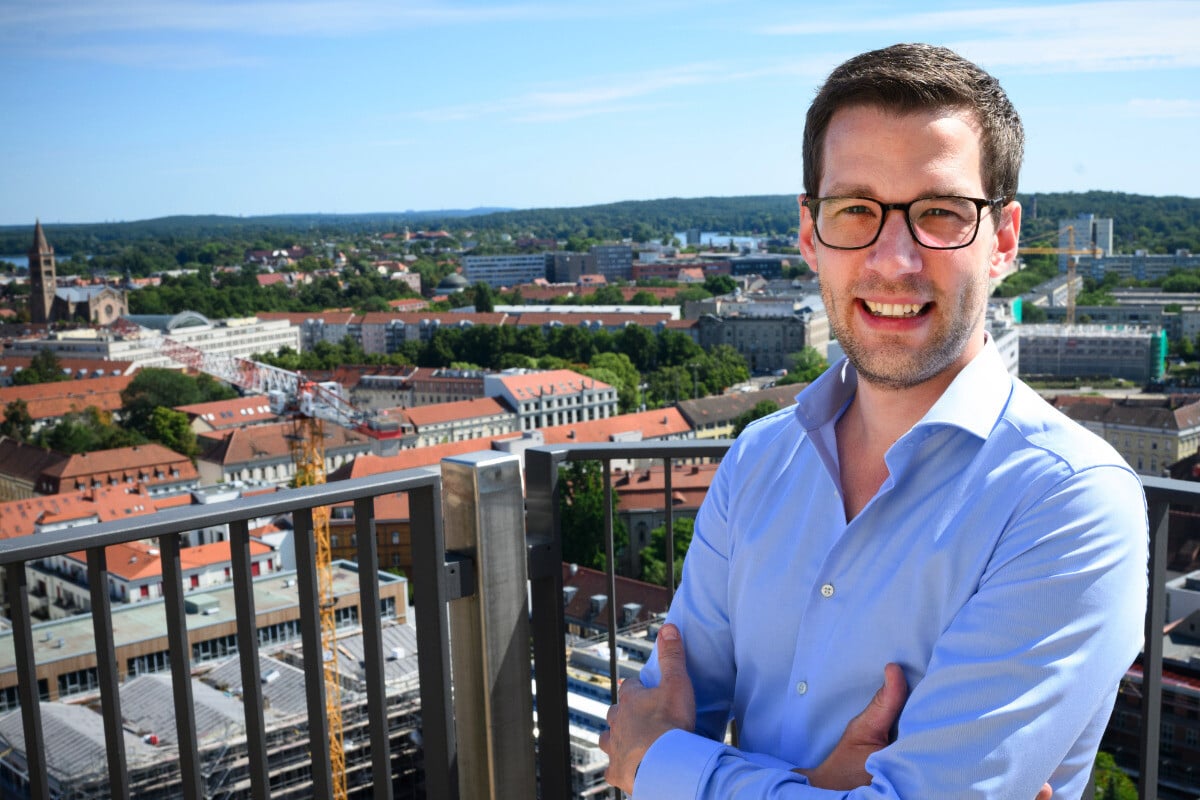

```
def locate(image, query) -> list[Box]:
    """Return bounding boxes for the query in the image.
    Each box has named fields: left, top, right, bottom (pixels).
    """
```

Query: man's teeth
left=864, top=301, right=925, bottom=318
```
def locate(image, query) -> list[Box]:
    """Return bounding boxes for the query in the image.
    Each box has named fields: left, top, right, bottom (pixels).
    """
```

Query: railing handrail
left=0, top=467, right=440, bottom=565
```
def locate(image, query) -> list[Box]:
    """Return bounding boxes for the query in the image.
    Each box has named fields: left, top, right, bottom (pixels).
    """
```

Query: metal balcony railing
left=0, top=443, right=1183, bottom=799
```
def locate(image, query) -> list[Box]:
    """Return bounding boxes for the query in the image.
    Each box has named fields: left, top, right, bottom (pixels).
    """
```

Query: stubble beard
left=820, top=271, right=987, bottom=392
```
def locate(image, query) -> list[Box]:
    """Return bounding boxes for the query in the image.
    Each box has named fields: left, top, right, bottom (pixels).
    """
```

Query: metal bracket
left=444, top=551, right=476, bottom=601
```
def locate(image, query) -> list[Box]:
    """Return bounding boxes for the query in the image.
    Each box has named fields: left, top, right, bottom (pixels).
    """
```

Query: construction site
left=0, top=621, right=425, bottom=799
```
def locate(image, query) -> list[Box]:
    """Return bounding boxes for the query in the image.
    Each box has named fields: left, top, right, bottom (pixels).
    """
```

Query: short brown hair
left=803, top=43, right=1023, bottom=203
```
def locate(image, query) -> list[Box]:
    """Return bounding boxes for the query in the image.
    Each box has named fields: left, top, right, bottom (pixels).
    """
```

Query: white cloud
left=757, top=1, right=1200, bottom=74
left=410, top=61, right=730, bottom=124
left=0, top=0, right=679, bottom=39
left=1127, top=98, right=1200, bottom=119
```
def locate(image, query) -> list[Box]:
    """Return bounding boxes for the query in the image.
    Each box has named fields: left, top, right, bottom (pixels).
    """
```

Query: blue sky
left=1, top=0, right=1197, bottom=225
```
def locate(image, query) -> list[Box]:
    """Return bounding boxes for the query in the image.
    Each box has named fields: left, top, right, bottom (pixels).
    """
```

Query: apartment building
left=1055, top=396, right=1200, bottom=475
left=463, top=253, right=549, bottom=288
left=28, top=538, right=279, bottom=620
left=6, top=312, right=300, bottom=371
left=484, top=369, right=617, bottom=431
left=1018, top=324, right=1166, bottom=383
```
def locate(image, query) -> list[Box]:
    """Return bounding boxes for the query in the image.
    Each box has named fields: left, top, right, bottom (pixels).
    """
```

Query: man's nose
left=866, top=209, right=923, bottom=277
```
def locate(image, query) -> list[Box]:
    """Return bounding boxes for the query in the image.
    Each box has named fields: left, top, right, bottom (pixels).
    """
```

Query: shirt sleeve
left=635, top=460, right=1148, bottom=799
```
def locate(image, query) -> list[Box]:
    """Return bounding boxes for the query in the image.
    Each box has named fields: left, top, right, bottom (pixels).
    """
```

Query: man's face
left=798, top=105, right=1020, bottom=392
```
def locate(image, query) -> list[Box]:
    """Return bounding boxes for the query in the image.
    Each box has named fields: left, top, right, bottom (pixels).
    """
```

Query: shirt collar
left=793, top=334, right=1011, bottom=442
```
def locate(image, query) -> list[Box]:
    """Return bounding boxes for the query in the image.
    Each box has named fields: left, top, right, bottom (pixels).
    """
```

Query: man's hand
left=796, top=662, right=908, bottom=789
left=599, top=623, right=695, bottom=794
left=798, top=664, right=1053, bottom=800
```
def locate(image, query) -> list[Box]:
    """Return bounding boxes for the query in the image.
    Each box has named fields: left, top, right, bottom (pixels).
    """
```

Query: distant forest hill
left=2, top=191, right=1198, bottom=257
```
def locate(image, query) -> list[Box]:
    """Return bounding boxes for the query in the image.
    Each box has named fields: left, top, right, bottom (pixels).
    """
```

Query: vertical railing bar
left=87, top=546, right=129, bottom=799
left=5, top=562, right=49, bottom=800
left=604, top=458, right=619, bottom=705
left=523, top=447, right=571, bottom=800
left=293, top=505, right=334, bottom=800
left=603, top=458, right=621, bottom=800
left=229, top=518, right=269, bottom=800
left=409, top=481, right=458, bottom=800
left=1138, top=491, right=1167, bottom=800
left=663, top=456, right=675, bottom=604
left=159, top=533, right=205, bottom=800
left=353, top=495, right=394, bottom=800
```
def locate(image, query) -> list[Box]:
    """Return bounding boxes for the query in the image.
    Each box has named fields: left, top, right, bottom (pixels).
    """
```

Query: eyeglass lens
left=815, top=197, right=982, bottom=249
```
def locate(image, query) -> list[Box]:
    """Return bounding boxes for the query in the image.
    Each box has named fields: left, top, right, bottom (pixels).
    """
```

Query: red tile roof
left=405, top=397, right=510, bottom=427
left=496, top=369, right=612, bottom=401
left=175, top=395, right=279, bottom=430
left=539, top=407, right=690, bottom=445
left=0, top=375, right=133, bottom=423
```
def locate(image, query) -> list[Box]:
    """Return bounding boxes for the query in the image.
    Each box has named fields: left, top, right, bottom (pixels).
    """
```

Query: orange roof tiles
left=539, top=407, right=690, bottom=445
left=0, top=485, right=163, bottom=540
left=497, top=369, right=612, bottom=401
left=176, top=395, right=279, bottom=430
left=0, top=374, right=133, bottom=422
left=405, top=397, right=510, bottom=427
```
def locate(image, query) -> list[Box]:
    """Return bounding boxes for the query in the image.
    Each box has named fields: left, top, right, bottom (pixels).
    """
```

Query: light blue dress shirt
left=636, top=338, right=1148, bottom=799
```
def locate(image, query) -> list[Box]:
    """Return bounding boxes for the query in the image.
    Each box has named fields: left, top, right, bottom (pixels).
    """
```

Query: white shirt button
left=796, top=681, right=808, bottom=695
left=820, top=583, right=835, bottom=598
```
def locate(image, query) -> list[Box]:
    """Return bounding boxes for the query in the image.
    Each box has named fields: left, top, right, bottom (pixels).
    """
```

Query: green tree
left=616, top=324, right=658, bottom=372
left=1092, top=752, right=1136, bottom=800
left=639, top=517, right=694, bottom=587
left=1, top=399, right=34, bottom=441
left=471, top=282, right=496, bottom=313
left=559, top=459, right=630, bottom=572
left=13, top=349, right=71, bottom=385
left=782, top=346, right=828, bottom=384
left=35, top=407, right=143, bottom=454
left=703, top=274, right=737, bottom=295
left=121, top=368, right=211, bottom=436
left=587, top=351, right=641, bottom=412
left=148, top=406, right=199, bottom=457
left=732, top=400, right=781, bottom=437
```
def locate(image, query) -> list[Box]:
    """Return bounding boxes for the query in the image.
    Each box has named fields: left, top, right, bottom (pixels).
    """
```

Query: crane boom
left=1018, top=225, right=1103, bottom=325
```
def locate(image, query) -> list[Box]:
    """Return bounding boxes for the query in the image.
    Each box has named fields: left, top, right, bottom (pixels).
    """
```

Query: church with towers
left=28, top=220, right=128, bottom=326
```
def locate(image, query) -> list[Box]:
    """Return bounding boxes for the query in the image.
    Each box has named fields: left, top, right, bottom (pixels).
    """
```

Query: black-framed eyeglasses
left=802, top=195, right=1004, bottom=251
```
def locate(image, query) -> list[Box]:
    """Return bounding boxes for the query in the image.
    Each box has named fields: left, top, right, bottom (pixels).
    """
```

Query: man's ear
left=989, top=201, right=1022, bottom=278
left=798, top=194, right=820, bottom=274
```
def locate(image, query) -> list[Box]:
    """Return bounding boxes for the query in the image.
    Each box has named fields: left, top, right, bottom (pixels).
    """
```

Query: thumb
left=655, top=623, right=687, bottom=685
left=850, top=663, right=908, bottom=746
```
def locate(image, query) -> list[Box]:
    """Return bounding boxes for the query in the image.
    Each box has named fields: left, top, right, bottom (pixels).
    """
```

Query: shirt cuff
left=634, top=729, right=723, bottom=798
left=632, top=729, right=810, bottom=797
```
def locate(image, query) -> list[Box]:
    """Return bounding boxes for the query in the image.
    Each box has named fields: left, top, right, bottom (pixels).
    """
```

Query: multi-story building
left=484, top=370, right=617, bottom=431
left=589, top=245, right=633, bottom=282
left=728, top=255, right=789, bottom=279
left=1017, top=324, right=1166, bottom=384
left=34, top=443, right=200, bottom=497
left=403, top=397, right=519, bottom=447
left=1058, top=213, right=1114, bottom=271
left=462, top=253, right=549, bottom=289
left=196, top=420, right=370, bottom=487
left=6, top=312, right=300, bottom=371
left=1055, top=396, right=1200, bottom=475
left=27, top=539, right=279, bottom=620
left=547, top=252, right=595, bottom=283
left=0, top=374, right=133, bottom=434
left=695, top=309, right=828, bottom=373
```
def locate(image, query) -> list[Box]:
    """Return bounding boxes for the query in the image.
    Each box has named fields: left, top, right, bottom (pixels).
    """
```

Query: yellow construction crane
left=287, top=405, right=346, bottom=800
left=1018, top=225, right=1104, bottom=325
left=113, top=320, right=374, bottom=800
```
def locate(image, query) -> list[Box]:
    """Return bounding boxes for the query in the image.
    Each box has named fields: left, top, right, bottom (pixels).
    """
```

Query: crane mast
left=115, top=320, right=350, bottom=800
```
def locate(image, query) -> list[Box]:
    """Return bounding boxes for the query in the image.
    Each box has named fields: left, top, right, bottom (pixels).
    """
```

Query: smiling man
left=600, top=44, right=1148, bottom=799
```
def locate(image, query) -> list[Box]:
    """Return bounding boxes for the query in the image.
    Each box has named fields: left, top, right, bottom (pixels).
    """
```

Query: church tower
left=28, top=220, right=57, bottom=324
